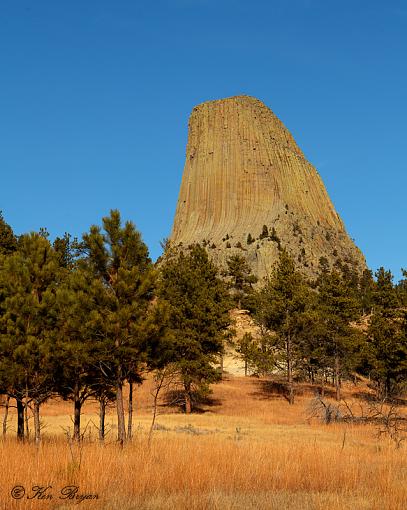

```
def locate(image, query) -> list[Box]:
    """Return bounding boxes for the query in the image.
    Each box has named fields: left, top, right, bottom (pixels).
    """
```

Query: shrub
left=259, top=225, right=269, bottom=239
left=247, top=233, right=255, bottom=245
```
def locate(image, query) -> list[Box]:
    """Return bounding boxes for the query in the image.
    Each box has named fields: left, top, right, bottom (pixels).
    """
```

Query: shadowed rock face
left=171, top=95, right=365, bottom=280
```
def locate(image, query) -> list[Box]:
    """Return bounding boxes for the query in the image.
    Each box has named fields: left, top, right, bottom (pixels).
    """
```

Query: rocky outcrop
left=170, top=95, right=365, bottom=280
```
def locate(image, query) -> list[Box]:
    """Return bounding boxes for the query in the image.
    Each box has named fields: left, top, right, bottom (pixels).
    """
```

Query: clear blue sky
left=1, top=1, right=406, bottom=280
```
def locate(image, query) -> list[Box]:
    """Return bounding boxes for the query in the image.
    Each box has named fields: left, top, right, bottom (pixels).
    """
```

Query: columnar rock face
left=170, top=95, right=365, bottom=280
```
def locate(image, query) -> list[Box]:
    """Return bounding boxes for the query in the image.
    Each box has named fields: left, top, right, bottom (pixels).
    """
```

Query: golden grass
left=1, top=375, right=407, bottom=509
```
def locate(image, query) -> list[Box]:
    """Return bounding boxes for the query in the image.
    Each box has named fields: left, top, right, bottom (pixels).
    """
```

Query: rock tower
left=170, top=95, right=365, bottom=280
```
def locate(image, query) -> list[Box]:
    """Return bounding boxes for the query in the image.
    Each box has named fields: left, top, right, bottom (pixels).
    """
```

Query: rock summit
left=170, top=95, right=365, bottom=279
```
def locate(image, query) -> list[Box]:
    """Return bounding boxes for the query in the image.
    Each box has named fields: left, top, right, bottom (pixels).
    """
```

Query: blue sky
left=1, top=0, right=406, bottom=280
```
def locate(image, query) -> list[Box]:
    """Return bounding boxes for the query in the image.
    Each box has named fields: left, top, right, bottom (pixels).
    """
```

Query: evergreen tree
left=53, top=232, right=79, bottom=269
left=315, top=269, right=360, bottom=400
left=373, top=267, right=399, bottom=314
left=53, top=264, right=109, bottom=441
left=0, top=212, right=17, bottom=255
left=259, top=225, right=269, bottom=239
left=235, top=332, right=257, bottom=376
left=224, top=254, right=257, bottom=309
left=339, top=262, right=360, bottom=299
left=366, top=268, right=407, bottom=397
left=253, top=250, right=312, bottom=404
left=80, top=210, right=156, bottom=443
left=359, top=268, right=375, bottom=315
left=367, top=314, right=407, bottom=398
left=0, top=233, right=60, bottom=441
left=396, top=269, right=407, bottom=306
left=295, top=308, right=331, bottom=393
left=317, top=256, right=330, bottom=284
left=159, top=244, right=231, bottom=413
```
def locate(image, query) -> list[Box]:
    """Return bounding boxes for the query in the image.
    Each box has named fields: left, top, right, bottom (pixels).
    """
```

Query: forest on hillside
left=0, top=210, right=406, bottom=445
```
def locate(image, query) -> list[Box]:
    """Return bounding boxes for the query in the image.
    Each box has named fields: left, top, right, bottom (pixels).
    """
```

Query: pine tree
left=80, top=210, right=155, bottom=443
left=339, top=262, right=360, bottom=299
left=373, top=267, right=399, bottom=314
left=253, top=250, right=312, bottom=404
left=359, top=269, right=375, bottom=315
left=317, top=256, right=330, bottom=282
left=367, top=314, right=407, bottom=398
left=295, top=308, right=330, bottom=394
left=235, top=332, right=257, bottom=376
left=0, top=212, right=17, bottom=255
left=366, top=268, right=407, bottom=397
left=53, top=232, right=79, bottom=269
left=0, top=233, right=60, bottom=442
left=224, top=254, right=257, bottom=309
left=53, top=264, right=109, bottom=441
left=159, top=244, right=231, bottom=413
left=396, top=269, right=407, bottom=306
left=259, top=225, right=269, bottom=239
left=316, top=269, right=360, bottom=400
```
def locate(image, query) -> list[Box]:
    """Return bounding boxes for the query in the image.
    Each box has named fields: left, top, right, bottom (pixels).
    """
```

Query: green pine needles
left=0, top=210, right=406, bottom=442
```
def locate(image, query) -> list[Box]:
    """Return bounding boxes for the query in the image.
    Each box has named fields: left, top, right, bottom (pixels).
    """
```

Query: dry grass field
left=1, top=373, right=407, bottom=510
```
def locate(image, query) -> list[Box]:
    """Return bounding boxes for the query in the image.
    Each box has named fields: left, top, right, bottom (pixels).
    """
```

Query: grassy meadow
left=1, top=373, right=407, bottom=510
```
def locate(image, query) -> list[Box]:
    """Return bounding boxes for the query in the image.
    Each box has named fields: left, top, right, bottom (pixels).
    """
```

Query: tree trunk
left=127, top=382, right=133, bottom=440
left=16, top=397, right=24, bottom=441
left=184, top=381, right=192, bottom=414
left=99, top=399, right=106, bottom=442
left=220, top=355, right=224, bottom=380
left=2, top=395, right=10, bottom=436
left=334, top=354, right=341, bottom=401
left=33, top=400, right=41, bottom=444
left=286, top=337, right=294, bottom=405
left=73, top=385, right=81, bottom=441
left=386, top=377, right=391, bottom=399
left=244, top=359, right=248, bottom=377
left=320, top=370, right=325, bottom=398
left=148, top=370, right=167, bottom=446
left=24, top=397, right=30, bottom=440
left=116, top=382, right=126, bottom=444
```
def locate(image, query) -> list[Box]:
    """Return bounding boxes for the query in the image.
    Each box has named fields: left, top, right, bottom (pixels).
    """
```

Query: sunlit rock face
left=171, top=95, right=365, bottom=280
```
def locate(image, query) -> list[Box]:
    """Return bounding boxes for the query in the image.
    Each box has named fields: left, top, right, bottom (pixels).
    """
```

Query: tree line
left=0, top=211, right=231, bottom=443
left=1, top=210, right=406, bottom=443
left=233, top=251, right=407, bottom=405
